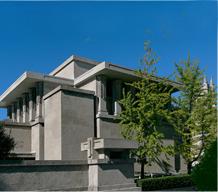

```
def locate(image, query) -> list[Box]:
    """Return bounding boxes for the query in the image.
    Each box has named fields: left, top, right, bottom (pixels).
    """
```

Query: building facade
left=0, top=55, right=186, bottom=177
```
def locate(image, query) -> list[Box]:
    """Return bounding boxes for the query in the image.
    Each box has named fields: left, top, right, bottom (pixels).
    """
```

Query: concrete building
left=0, top=55, right=185, bottom=190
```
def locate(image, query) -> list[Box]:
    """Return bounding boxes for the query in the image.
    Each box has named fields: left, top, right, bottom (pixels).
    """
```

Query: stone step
left=99, top=183, right=138, bottom=191
left=115, top=186, right=141, bottom=191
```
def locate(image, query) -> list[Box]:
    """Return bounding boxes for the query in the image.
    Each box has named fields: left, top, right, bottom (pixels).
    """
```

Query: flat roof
left=0, top=55, right=183, bottom=107
left=0, top=72, right=74, bottom=107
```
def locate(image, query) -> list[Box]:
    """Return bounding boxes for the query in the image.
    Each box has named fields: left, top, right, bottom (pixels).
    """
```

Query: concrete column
left=88, top=164, right=99, bottom=191
left=22, top=93, right=29, bottom=123
left=16, top=98, right=22, bottom=123
left=36, top=82, right=43, bottom=119
left=28, top=88, right=35, bottom=122
left=113, top=80, right=122, bottom=116
left=96, top=75, right=108, bottom=115
left=31, top=123, right=44, bottom=160
left=11, top=103, right=16, bottom=122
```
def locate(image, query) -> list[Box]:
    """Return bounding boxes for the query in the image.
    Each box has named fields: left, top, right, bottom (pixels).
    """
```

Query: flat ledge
left=96, top=113, right=119, bottom=120
left=0, top=120, right=31, bottom=128
left=9, top=152, right=35, bottom=158
left=94, top=138, right=138, bottom=150
left=88, top=158, right=135, bottom=165
left=0, top=159, right=135, bottom=166
left=43, top=85, right=95, bottom=100
left=0, top=160, right=88, bottom=166
left=0, top=72, right=74, bottom=107
left=30, top=117, right=44, bottom=126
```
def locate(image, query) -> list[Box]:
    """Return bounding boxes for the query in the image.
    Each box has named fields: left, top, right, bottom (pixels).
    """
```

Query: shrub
left=191, top=139, right=217, bottom=191
left=137, top=174, right=193, bottom=191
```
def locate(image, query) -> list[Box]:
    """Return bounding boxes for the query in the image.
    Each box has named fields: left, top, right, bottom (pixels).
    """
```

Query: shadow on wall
left=155, top=158, right=173, bottom=174
left=0, top=180, right=12, bottom=191
left=99, top=162, right=134, bottom=179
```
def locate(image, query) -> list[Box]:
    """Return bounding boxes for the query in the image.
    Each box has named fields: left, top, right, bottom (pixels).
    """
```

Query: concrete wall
left=52, top=60, right=75, bottom=79
left=43, top=82, right=61, bottom=95
left=96, top=118, right=187, bottom=175
left=31, top=121, right=44, bottom=160
left=44, top=86, right=95, bottom=160
left=88, top=160, right=137, bottom=191
left=44, top=91, right=62, bottom=160
left=78, top=77, right=97, bottom=93
left=0, top=160, right=138, bottom=191
left=61, top=88, right=95, bottom=160
left=52, top=60, right=95, bottom=80
left=0, top=161, right=88, bottom=191
left=3, top=123, right=31, bottom=154
left=97, top=117, right=123, bottom=139
left=74, top=61, right=95, bottom=79
left=98, top=162, right=135, bottom=187
left=134, top=139, right=187, bottom=175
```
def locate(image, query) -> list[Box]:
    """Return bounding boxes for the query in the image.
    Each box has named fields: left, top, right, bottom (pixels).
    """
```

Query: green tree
left=191, top=139, right=217, bottom=191
left=0, top=123, right=15, bottom=159
left=172, top=55, right=217, bottom=174
left=119, top=42, right=174, bottom=179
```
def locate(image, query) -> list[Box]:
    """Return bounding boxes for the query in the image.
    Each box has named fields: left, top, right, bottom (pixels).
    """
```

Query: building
left=0, top=55, right=186, bottom=190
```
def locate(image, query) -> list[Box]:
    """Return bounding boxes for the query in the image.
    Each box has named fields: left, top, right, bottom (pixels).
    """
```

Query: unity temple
left=0, top=55, right=186, bottom=190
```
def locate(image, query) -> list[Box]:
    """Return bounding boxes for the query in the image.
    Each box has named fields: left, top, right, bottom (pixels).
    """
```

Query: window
left=106, top=79, right=114, bottom=115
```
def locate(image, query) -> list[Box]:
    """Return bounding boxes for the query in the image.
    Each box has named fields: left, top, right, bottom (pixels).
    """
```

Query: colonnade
left=7, top=82, right=43, bottom=123
left=96, top=75, right=122, bottom=116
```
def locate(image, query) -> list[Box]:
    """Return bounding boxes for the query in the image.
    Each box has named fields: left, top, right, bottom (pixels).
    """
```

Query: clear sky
left=0, top=1, right=217, bottom=119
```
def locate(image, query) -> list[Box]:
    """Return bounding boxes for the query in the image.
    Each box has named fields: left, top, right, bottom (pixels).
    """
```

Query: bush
left=0, top=125, right=15, bottom=159
left=191, top=139, right=217, bottom=191
left=137, top=174, right=193, bottom=191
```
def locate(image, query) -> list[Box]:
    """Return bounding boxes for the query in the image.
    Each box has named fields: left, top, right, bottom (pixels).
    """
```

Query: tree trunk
left=141, top=161, right=145, bottom=179
left=187, top=162, right=192, bottom=174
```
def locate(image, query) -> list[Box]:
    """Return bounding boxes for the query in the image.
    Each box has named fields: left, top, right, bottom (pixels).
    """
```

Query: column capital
left=96, top=75, right=108, bottom=115
left=11, top=103, right=16, bottom=122
left=16, top=97, right=22, bottom=101
left=113, top=80, right=122, bottom=116
left=22, top=93, right=29, bottom=123
left=28, top=87, right=35, bottom=91
left=28, top=87, right=35, bottom=122
left=22, top=92, right=29, bottom=98
left=36, top=81, right=43, bottom=119
left=16, top=98, right=22, bottom=123
left=96, top=75, right=107, bottom=81
left=6, top=105, right=12, bottom=120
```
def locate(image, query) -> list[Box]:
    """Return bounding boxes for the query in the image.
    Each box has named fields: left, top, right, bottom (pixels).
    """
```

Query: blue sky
left=0, top=1, right=217, bottom=119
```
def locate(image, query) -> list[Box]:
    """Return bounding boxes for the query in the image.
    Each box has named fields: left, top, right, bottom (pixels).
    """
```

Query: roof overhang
left=74, top=62, right=139, bottom=86
left=0, top=72, right=74, bottom=107
left=74, top=62, right=183, bottom=91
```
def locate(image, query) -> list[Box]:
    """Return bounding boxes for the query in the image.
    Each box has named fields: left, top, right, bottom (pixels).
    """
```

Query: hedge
left=136, top=174, right=193, bottom=191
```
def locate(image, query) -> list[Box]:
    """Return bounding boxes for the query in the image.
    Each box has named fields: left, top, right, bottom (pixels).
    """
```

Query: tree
left=191, top=139, right=217, bottom=191
left=0, top=123, right=15, bottom=159
left=172, top=55, right=217, bottom=174
left=119, top=41, right=174, bottom=179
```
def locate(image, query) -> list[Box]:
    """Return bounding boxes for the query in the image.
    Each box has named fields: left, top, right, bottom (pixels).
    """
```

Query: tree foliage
left=191, top=139, right=217, bottom=191
left=119, top=41, right=174, bottom=178
left=0, top=124, right=15, bottom=159
left=119, top=42, right=216, bottom=177
left=171, top=55, right=217, bottom=173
